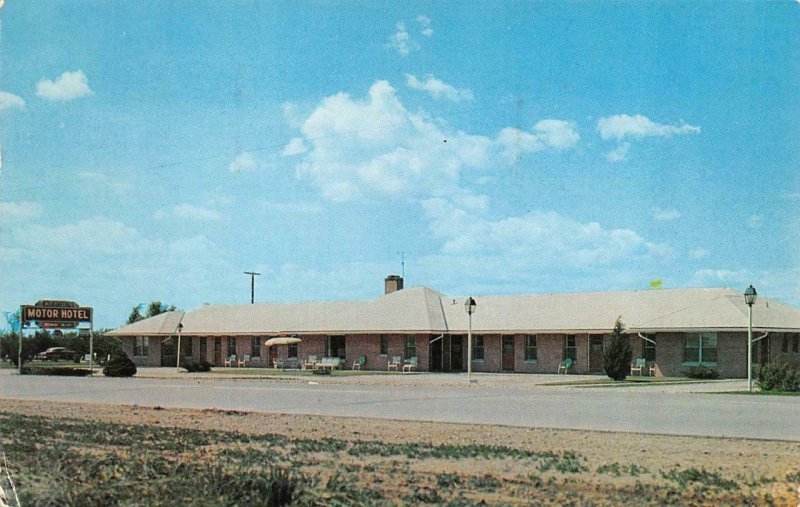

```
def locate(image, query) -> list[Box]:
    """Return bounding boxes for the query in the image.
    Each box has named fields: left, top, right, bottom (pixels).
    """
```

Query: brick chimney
left=384, top=275, right=404, bottom=294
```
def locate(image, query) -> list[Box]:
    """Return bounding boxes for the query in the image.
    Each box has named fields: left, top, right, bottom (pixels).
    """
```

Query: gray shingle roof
left=105, top=286, right=800, bottom=337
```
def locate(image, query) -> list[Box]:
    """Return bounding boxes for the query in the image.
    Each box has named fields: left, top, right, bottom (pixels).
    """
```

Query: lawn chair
left=557, top=358, right=572, bottom=374
left=402, top=356, right=417, bottom=373
left=303, top=355, right=318, bottom=370
left=387, top=356, right=401, bottom=371
left=630, top=357, right=646, bottom=376
left=237, top=354, right=249, bottom=368
left=648, top=361, right=656, bottom=376
left=352, top=356, right=366, bottom=370
left=224, top=355, right=236, bottom=367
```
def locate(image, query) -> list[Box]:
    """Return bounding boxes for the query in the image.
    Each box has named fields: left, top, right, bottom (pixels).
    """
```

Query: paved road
left=2, top=374, right=799, bottom=441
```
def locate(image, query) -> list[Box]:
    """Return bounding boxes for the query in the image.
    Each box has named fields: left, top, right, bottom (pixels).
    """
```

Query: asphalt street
left=2, top=374, right=799, bottom=441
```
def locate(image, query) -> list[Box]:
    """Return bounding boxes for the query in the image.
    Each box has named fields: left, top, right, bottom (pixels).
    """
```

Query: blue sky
left=1, top=1, right=799, bottom=329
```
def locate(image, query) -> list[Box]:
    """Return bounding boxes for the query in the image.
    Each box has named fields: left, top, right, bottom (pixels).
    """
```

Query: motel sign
left=21, top=300, right=93, bottom=327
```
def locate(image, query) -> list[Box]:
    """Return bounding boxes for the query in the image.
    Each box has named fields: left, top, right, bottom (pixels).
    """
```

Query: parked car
left=35, top=347, right=82, bottom=363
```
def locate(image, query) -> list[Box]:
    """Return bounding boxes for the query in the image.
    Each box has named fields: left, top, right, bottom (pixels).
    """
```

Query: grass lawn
left=543, top=376, right=701, bottom=387
left=3, top=401, right=798, bottom=506
left=722, top=390, right=800, bottom=397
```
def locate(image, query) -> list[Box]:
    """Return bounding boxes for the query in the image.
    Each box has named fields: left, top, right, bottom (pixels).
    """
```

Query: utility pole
left=244, top=271, right=261, bottom=304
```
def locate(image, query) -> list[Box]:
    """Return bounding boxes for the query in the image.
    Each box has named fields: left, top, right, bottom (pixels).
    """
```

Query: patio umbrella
left=264, top=337, right=302, bottom=347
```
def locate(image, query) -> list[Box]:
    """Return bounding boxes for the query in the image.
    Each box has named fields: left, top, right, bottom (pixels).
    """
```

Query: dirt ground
left=3, top=399, right=800, bottom=505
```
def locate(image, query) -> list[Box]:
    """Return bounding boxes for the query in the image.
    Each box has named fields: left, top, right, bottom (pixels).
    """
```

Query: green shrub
left=312, top=368, right=332, bottom=375
left=757, top=363, right=800, bottom=392
left=102, top=353, right=137, bottom=377
left=683, top=364, right=720, bottom=379
left=603, top=318, right=631, bottom=381
left=180, top=359, right=212, bottom=372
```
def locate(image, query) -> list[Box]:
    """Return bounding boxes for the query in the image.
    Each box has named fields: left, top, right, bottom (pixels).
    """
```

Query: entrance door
left=161, top=337, right=176, bottom=367
left=329, top=335, right=346, bottom=359
left=589, top=335, right=604, bottom=372
left=430, top=336, right=443, bottom=371
left=213, top=338, right=222, bottom=366
left=450, top=335, right=463, bottom=371
left=199, top=338, right=207, bottom=363
left=501, top=335, right=514, bottom=371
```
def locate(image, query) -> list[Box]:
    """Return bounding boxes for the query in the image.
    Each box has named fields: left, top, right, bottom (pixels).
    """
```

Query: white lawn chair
left=238, top=354, right=249, bottom=367
left=387, top=356, right=401, bottom=371
left=402, top=356, right=417, bottom=373
left=224, top=355, right=236, bottom=367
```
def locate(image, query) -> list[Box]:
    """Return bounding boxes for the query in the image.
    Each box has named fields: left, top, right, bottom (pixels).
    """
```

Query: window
left=563, top=335, right=577, bottom=361
left=134, top=336, right=149, bottom=357
left=642, top=334, right=656, bottom=362
left=380, top=335, right=388, bottom=355
left=683, top=333, right=717, bottom=364
left=472, top=335, right=484, bottom=360
left=794, top=334, right=799, bottom=353
left=251, top=337, right=260, bottom=357
left=524, top=335, right=537, bottom=361
left=405, top=336, right=416, bottom=359
left=288, top=343, right=298, bottom=358
left=782, top=334, right=789, bottom=353
left=227, top=336, right=236, bottom=357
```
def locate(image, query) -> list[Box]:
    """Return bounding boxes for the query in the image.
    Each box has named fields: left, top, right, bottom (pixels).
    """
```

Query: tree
left=127, top=301, right=177, bottom=324
left=603, top=317, right=632, bottom=381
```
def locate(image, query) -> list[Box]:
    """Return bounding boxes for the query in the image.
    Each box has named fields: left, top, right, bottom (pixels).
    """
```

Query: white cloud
left=421, top=197, right=670, bottom=268
left=605, top=142, right=630, bottom=162
left=228, top=152, right=258, bottom=172
left=689, top=247, right=710, bottom=259
left=690, top=268, right=749, bottom=287
left=35, top=70, right=94, bottom=101
left=289, top=80, right=578, bottom=201
left=0, top=91, right=25, bottom=111
left=597, top=114, right=700, bottom=141
left=747, top=214, right=763, bottom=229
left=1, top=216, right=240, bottom=327
left=281, top=137, right=307, bottom=156
left=386, top=21, right=418, bottom=56
left=496, top=120, right=579, bottom=162
left=261, top=201, right=324, bottom=214
left=652, top=207, right=681, bottom=221
left=0, top=201, right=43, bottom=222
left=417, top=15, right=433, bottom=37
left=155, top=204, right=222, bottom=221
left=404, top=74, right=473, bottom=102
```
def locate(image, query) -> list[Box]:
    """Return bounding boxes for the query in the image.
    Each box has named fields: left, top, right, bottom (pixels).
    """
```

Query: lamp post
left=175, top=322, right=183, bottom=373
left=465, top=297, right=476, bottom=383
left=744, top=285, right=757, bottom=392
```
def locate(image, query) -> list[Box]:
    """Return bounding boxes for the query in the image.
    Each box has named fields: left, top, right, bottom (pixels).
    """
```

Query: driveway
left=1, top=371, right=798, bottom=441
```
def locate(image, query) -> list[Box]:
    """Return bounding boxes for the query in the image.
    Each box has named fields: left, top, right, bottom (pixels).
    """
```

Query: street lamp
left=464, top=297, right=476, bottom=383
left=744, top=285, right=757, bottom=392
left=175, top=322, right=184, bottom=373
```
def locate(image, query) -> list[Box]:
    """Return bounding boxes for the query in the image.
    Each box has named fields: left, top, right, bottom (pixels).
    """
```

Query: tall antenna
left=243, top=271, right=261, bottom=304
left=398, top=251, right=405, bottom=279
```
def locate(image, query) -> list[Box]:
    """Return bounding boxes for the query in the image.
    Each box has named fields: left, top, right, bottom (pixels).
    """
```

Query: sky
left=1, top=1, right=799, bottom=329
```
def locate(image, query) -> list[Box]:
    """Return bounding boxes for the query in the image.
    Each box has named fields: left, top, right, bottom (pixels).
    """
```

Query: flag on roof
left=649, top=279, right=663, bottom=289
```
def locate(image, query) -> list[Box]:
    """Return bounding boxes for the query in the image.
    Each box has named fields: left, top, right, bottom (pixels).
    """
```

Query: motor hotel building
left=107, top=276, right=800, bottom=378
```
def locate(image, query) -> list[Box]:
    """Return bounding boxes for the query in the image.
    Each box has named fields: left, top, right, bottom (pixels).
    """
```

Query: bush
left=102, top=353, right=137, bottom=377
left=21, top=366, right=92, bottom=376
left=603, top=318, right=631, bottom=381
left=181, top=359, right=212, bottom=372
left=683, top=364, right=720, bottom=379
left=757, top=363, right=800, bottom=392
